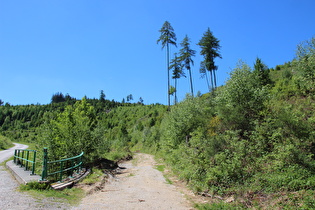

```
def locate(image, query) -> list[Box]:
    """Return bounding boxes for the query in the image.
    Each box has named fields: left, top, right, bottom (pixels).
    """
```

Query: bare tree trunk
left=167, top=44, right=170, bottom=110
left=174, top=78, right=178, bottom=105
left=213, top=69, right=217, bottom=89
left=205, top=71, right=211, bottom=91
left=188, top=68, right=194, bottom=97
left=209, top=70, right=214, bottom=92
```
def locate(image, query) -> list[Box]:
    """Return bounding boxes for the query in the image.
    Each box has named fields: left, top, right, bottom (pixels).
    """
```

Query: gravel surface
left=1, top=145, right=197, bottom=209
left=73, top=153, right=194, bottom=210
left=0, top=143, right=28, bottom=163
left=0, top=144, right=70, bottom=210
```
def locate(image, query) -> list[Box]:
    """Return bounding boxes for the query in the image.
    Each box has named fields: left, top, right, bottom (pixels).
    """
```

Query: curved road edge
left=0, top=143, right=28, bottom=163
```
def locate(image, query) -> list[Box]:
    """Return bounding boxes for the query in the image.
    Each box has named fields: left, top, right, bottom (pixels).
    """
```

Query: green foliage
left=40, top=97, right=99, bottom=161
left=169, top=52, right=184, bottom=105
left=195, top=202, right=244, bottom=210
left=198, top=27, right=222, bottom=90
left=81, top=169, right=104, bottom=185
left=215, top=61, right=269, bottom=131
left=0, top=135, right=13, bottom=150
left=157, top=20, right=177, bottom=108
left=160, top=95, right=212, bottom=150
left=3, top=35, right=315, bottom=209
left=178, top=35, right=196, bottom=96
left=20, top=183, right=84, bottom=205
left=253, top=57, right=272, bottom=86
left=20, top=181, right=51, bottom=191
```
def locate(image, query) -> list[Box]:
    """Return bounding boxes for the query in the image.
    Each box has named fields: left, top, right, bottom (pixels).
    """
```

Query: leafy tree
left=157, top=21, right=177, bottom=109
left=40, top=97, right=99, bottom=161
left=160, top=94, right=210, bottom=150
left=0, top=135, right=13, bottom=149
left=178, top=35, right=196, bottom=97
left=296, top=35, right=315, bottom=59
left=169, top=53, right=185, bottom=104
left=215, top=60, right=269, bottom=131
left=197, top=28, right=222, bottom=91
left=295, top=36, right=315, bottom=90
left=0, top=99, right=3, bottom=106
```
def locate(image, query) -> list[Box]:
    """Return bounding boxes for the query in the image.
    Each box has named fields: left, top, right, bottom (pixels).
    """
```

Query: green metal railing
left=41, top=148, right=84, bottom=182
left=13, top=149, right=37, bottom=175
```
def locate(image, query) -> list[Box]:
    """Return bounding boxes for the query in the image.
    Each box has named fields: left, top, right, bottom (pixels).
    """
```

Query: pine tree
left=197, top=28, right=222, bottom=91
left=178, top=35, right=196, bottom=97
left=169, top=53, right=185, bottom=104
left=99, top=90, right=106, bottom=102
left=253, top=58, right=271, bottom=86
left=157, top=21, right=177, bottom=109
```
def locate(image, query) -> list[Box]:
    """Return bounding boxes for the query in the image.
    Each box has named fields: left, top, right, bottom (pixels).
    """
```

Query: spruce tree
left=157, top=21, right=177, bottom=109
left=253, top=58, right=271, bottom=86
left=169, top=53, right=185, bottom=104
left=178, top=35, right=196, bottom=97
left=197, top=28, right=222, bottom=91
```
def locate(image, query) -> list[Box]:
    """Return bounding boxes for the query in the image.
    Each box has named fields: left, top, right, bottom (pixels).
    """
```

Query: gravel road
left=73, top=153, right=194, bottom=210
left=1, top=145, right=197, bottom=209
left=0, top=143, right=28, bottom=163
left=0, top=143, right=70, bottom=210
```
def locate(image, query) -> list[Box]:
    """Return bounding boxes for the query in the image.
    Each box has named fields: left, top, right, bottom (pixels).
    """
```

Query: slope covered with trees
left=1, top=36, right=315, bottom=208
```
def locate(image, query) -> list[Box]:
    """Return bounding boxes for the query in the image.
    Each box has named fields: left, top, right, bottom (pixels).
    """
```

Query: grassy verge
left=194, top=189, right=315, bottom=209
left=19, top=182, right=85, bottom=206
left=154, top=163, right=173, bottom=185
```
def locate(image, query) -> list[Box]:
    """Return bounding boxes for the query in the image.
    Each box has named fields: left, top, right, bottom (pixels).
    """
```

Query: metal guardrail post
left=59, top=161, right=64, bottom=181
left=21, top=150, right=24, bottom=167
left=41, top=147, right=48, bottom=181
left=42, top=151, right=84, bottom=182
left=13, top=149, right=37, bottom=175
left=31, top=150, right=36, bottom=175
left=14, top=150, right=17, bottom=163
left=17, top=150, right=20, bottom=165
left=25, top=151, right=29, bottom=171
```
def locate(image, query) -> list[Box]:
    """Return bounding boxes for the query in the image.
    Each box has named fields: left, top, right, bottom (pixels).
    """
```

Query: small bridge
left=7, top=147, right=89, bottom=189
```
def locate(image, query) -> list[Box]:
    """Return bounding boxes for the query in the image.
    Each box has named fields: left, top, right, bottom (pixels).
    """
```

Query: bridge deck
left=6, top=160, right=41, bottom=184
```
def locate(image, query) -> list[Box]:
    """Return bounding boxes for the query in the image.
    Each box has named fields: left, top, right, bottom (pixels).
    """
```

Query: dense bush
left=0, top=135, right=13, bottom=150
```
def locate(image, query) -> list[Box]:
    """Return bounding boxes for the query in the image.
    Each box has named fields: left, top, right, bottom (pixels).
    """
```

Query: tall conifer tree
left=178, top=35, right=196, bottom=97
left=169, top=53, right=185, bottom=104
left=197, top=28, right=222, bottom=91
left=157, top=21, right=177, bottom=109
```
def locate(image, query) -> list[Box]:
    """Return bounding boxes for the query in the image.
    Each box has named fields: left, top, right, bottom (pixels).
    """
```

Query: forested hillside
left=1, top=36, right=315, bottom=208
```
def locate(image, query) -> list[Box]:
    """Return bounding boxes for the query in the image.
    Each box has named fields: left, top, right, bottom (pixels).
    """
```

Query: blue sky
left=0, top=0, right=314, bottom=105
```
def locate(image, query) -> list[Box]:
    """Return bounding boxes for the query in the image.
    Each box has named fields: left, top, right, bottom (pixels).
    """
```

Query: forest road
left=0, top=143, right=28, bottom=163
left=73, top=153, right=195, bottom=210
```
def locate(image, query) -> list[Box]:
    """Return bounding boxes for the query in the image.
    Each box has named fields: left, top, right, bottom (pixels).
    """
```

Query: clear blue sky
left=0, top=0, right=314, bottom=105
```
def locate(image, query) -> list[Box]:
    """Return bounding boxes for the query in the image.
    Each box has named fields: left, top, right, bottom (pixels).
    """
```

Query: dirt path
left=73, top=153, right=195, bottom=210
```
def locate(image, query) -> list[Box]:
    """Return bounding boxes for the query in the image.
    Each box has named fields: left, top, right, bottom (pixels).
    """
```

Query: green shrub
left=20, top=181, right=51, bottom=191
left=0, top=135, right=13, bottom=150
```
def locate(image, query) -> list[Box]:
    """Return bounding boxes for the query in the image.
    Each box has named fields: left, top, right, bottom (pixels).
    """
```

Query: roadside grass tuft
left=19, top=182, right=85, bottom=205
left=155, top=164, right=165, bottom=172
left=80, top=169, right=104, bottom=185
